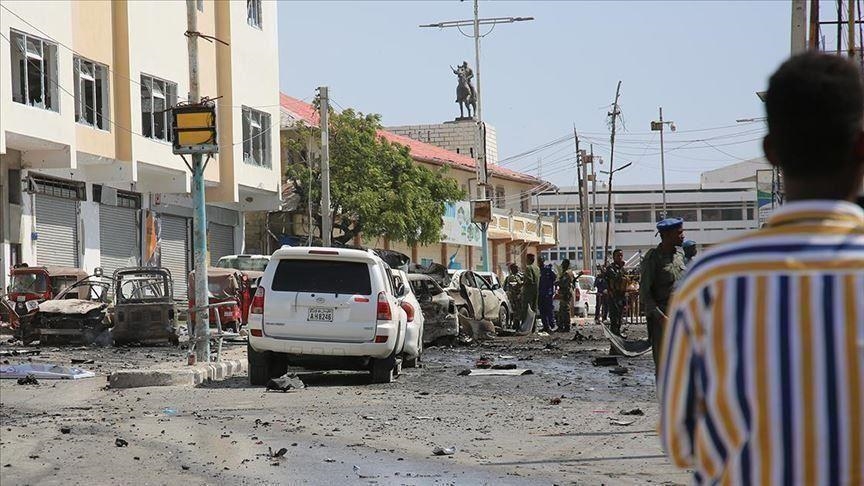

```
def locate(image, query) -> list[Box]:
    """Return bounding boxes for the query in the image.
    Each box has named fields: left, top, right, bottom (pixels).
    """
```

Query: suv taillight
left=250, top=287, right=265, bottom=314
left=376, top=292, right=392, bottom=321
left=400, top=301, right=414, bottom=322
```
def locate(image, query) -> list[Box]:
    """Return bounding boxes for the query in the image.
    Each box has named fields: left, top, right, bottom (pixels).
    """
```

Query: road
left=0, top=321, right=687, bottom=485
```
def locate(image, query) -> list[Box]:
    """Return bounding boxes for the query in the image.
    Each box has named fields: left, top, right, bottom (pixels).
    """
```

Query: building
left=386, top=120, right=499, bottom=166
left=538, top=159, right=770, bottom=271
left=246, top=94, right=556, bottom=276
left=0, top=0, right=281, bottom=298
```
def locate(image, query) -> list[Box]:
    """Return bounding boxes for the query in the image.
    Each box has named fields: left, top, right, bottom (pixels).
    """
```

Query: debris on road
left=621, top=408, right=644, bottom=416
left=0, top=349, right=40, bottom=357
left=475, top=355, right=493, bottom=368
left=432, top=446, right=457, bottom=456
left=16, top=374, right=38, bottom=385
left=269, top=447, right=288, bottom=458
left=115, top=438, right=129, bottom=447
left=265, top=373, right=305, bottom=392
left=592, top=356, right=619, bottom=367
left=608, top=418, right=636, bottom=426
left=491, top=364, right=517, bottom=370
left=549, top=397, right=562, bottom=405
left=60, top=426, right=71, bottom=434
left=1, top=363, right=96, bottom=380
left=610, top=366, right=629, bottom=375
left=70, top=358, right=95, bottom=365
left=458, top=368, right=533, bottom=376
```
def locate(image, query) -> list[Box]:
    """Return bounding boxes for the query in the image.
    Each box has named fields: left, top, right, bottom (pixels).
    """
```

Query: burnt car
left=407, top=273, right=458, bottom=344
left=111, top=267, right=179, bottom=346
left=444, top=270, right=511, bottom=329
left=2, top=266, right=89, bottom=330
left=19, top=271, right=112, bottom=345
left=188, top=268, right=259, bottom=332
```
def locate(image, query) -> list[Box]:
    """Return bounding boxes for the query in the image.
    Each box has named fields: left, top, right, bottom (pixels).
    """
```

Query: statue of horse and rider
left=452, top=61, right=477, bottom=119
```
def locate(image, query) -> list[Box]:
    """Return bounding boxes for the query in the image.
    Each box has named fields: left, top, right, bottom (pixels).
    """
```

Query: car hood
left=39, top=299, right=107, bottom=315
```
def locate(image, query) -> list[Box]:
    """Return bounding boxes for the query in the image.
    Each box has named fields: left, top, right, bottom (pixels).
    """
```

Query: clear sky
left=278, top=1, right=791, bottom=188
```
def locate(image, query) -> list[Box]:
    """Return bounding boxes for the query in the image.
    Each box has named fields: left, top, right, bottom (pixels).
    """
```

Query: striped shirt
left=658, top=200, right=864, bottom=485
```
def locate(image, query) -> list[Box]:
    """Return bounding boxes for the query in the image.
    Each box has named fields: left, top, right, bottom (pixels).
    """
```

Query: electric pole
left=651, top=107, right=675, bottom=219
left=590, top=147, right=599, bottom=273
left=603, top=81, right=621, bottom=264
left=420, top=3, right=533, bottom=272
left=318, top=87, right=331, bottom=246
left=186, top=0, right=210, bottom=363
left=573, top=128, right=588, bottom=271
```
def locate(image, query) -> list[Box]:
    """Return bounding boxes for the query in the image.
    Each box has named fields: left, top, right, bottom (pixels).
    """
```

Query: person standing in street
left=593, top=265, right=609, bottom=323
left=538, top=255, right=557, bottom=332
left=555, top=259, right=573, bottom=332
left=682, top=239, right=697, bottom=266
left=503, top=263, right=523, bottom=330
left=521, top=253, right=540, bottom=328
left=659, top=52, right=864, bottom=485
left=639, top=218, right=686, bottom=374
left=604, top=249, right=628, bottom=346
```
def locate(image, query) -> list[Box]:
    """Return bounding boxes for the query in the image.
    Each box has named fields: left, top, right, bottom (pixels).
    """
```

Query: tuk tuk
left=188, top=268, right=257, bottom=332
left=111, top=267, right=179, bottom=346
left=2, top=265, right=90, bottom=330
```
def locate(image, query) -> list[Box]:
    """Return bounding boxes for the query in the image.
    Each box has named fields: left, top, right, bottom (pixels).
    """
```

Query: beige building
left=256, top=95, right=557, bottom=278
left=0, top=0, right=281, bottom=296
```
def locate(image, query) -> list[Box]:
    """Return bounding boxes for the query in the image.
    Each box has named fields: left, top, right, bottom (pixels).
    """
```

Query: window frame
left=242, top=106, right=272, bottom=167
left=73, top=56, right=110, bottom=131
left=247, top=0, right=263, bottom=29
left=140, top=73, right=177, bottom=143
left=10, top=29, right=59, bottom=112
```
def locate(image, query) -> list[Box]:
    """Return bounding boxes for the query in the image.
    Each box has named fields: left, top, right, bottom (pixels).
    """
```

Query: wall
left=387, top=120, right=499, bottom=165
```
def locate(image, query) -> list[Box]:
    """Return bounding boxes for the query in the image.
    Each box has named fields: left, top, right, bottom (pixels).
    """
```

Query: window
left=73, top=57, right=109, bottom=130
left=140, top=74, right=177, bottom=142
left=247, top=0, right=262, bottom=28
left=271, top=259, right=372, bottom=295
left=520, top=192, right=530, bottom=213
left=10, top=30, right=59, bottom=111
left=242, top=106, right=272, bottom=167
left=566, top=210, right=576, bottom=223
left=615, top=209, right=652, bottom=223
left=495, top=186, right=505, bottom=209
left=656, top=207, right=698, bottom=223
left=702, top=207, right=745, bottom=222
left=8, top=169, right=22, bottom=205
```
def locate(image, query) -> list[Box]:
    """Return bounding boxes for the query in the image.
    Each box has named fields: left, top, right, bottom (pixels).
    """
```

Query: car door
left=458, top=271, right=484, bottom=319
left=474, top=273, right=501, bottom=321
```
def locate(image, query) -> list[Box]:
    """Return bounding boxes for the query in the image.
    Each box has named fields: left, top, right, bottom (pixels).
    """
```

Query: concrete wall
left=387, top=120, right=499, bottom=165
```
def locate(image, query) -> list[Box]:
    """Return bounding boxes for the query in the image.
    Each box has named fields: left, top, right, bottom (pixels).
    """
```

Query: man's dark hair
left=765, top=53, right=863, bottom=178
left=527, top=254, right=535, bottom=264
left=509, top=263, right=519, bottom=273
left=613, top=249, right=623, bottom=256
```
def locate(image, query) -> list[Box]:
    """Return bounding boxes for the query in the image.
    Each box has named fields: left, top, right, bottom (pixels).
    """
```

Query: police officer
left=604, top=249, right=628, bottom=344
left=640, top=218, right=687, bottom=375
left=538, top=255, right=557, bottom=332
left=555, top=259, right=573, bottom=332
left=503, top=263, right=524, bottom=330
left=682, top=239, right=697, bottom=266
left=521, top=254, right=540, bottom=328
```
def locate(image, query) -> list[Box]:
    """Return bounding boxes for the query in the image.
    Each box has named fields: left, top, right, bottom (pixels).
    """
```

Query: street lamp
left=650, top=107, right=676, bottom=219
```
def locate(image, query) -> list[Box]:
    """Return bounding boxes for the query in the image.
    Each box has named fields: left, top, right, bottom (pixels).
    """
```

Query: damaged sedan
left=407, top=273, right=458, bottom=344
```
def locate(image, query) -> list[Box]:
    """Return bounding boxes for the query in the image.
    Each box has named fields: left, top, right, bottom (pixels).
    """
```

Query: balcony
left=488, top=208, right=558, bottom=247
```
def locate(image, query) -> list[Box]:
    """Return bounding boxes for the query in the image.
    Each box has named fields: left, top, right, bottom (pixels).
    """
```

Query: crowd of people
left=502, top=253, right=581, bottom=333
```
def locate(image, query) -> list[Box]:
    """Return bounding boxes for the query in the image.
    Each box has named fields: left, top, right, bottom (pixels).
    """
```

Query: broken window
left=247, top=0, right=262, bottom=28
left=10, top=30, right=58, bottom=112
left=242, top=106, right=271, bottom=167
left=73, top=56, right=109, bottom=130
left=140, top=74, right=177, bottom=142
left=495, top=186, right=505, bottom=209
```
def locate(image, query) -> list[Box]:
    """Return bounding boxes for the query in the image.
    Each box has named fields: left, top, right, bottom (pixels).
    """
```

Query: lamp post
left=599, top=162, right=632, bottom=263
left=650, top=107, right=676, bottom=219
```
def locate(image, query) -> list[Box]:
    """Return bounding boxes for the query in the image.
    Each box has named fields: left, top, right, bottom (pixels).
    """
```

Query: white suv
left=246, top=247, right=407, bottom=384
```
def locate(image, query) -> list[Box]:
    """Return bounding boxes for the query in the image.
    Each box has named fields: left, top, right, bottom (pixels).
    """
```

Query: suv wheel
left=371, top=357, right=396, bottom=383
left=248, top=343, right=272, bottom=386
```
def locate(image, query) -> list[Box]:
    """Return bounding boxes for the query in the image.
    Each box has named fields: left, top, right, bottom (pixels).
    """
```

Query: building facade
left=538, top=159, right=769, bottom=272
left=0, top=0, right=281, bottom=297
left=386, top=120, right=499, bottom=166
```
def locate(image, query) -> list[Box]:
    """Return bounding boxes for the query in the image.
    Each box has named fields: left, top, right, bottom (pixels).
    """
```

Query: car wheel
left=498, top=306, right=509, bottom=327
left=371, top=357, right=396, bottom=383
left=247, top=342, right=273, bottom=386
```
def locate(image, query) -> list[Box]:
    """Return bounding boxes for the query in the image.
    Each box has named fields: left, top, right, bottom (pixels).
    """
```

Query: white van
left=246, top=247, right=407, bottom=384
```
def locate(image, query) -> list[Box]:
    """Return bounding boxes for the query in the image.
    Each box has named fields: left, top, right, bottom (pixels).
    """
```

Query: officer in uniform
left=640, top=218, right=687, bottom=375
left=503, top=263, right=523, bottom=330
left=521, top=254, right=540, bottom=328
left=555, top=259, right=573, bottom=332
left=604, top=249, right=628, bottom=349
left=682, top=239, right=697, bottom=266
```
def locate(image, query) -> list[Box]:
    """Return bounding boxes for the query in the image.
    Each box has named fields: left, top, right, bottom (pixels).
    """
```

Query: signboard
left=442, top=201, right=482, bottom=247
left=756, top=169, right=776, bottom=227
left=471, top=199, right=492, bottom=224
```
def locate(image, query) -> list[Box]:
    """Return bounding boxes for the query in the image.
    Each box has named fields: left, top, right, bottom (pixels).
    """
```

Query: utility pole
left=420, top=4, right=533, bottom=272
left=573, top=128, right=589, bottom=271
left=651, top=107, right=675, bottom=219
left=850, top=0, right=857, bottom=59
left=791, top=0, right=808, bottom=53
left=603, top=81, right=621, bottom=264
left=809, top=0, right=821, bottom=50
left=590, top=147, right=599, bottom=273
left=318, top=87, right=332, bottom=246
left=186, top=0, right=210, bottom=364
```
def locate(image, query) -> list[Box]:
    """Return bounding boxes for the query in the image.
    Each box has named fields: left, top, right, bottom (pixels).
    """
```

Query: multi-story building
left=0, top=0, right=281, bottom=298
left=538, top=159, right=770, bottom=271
left=247, top=94, right=557, bottom=277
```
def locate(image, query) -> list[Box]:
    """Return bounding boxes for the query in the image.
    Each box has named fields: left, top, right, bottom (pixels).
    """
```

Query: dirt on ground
left=0, top=319, right=688, bottom=485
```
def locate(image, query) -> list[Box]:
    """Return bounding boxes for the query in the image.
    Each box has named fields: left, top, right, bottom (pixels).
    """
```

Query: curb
left=107, top=359, right=246, bottom=389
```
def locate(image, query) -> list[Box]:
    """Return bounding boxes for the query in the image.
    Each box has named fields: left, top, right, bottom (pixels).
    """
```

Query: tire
left=371, top=357, right=396, bottom=383
left=498, top=306, right=509, bottom=327
left=248, top=342, right=273, bottom=386
left=404, top=331, right=423, bottom=369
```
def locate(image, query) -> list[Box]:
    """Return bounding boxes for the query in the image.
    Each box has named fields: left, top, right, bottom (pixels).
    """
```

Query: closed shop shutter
left=35, top=194, right=79, bottom=267
left=208, top=222, right=234, bottom=266
left=161, top=215, right=190, bottom=302
left=99, top=205, right=140, bottom=279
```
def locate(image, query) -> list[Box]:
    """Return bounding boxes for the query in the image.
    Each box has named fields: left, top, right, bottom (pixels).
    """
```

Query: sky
left=278, top=1, right=791, bottom=188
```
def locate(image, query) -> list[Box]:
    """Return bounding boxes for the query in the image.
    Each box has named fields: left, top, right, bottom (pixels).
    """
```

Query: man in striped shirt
left=659, top=52, right=864, bottom=485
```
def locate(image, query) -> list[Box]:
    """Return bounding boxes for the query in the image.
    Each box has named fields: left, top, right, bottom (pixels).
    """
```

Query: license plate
left=308, top=307, right=334, bottom=322
left=25, top=300, right=39, bottom=312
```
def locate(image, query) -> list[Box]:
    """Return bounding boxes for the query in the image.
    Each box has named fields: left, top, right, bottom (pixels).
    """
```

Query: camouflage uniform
left=639, top=245, right=687, bottom=371
left=555, top=271, right=573, bottom=332
left=604, top=261, right=628, bottom=336
left=521, top=263, right=540, bottom=323
left=503, top=272, right=524, bottom=329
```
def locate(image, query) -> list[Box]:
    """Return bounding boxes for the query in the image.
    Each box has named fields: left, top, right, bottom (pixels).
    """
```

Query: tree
left=283, top=108, right=464, bottom=246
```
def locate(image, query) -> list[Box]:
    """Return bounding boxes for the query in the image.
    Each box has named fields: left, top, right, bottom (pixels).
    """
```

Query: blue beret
left=656, top=217, right=684, bottom=231
left=682, top=239, right=696, bottom=248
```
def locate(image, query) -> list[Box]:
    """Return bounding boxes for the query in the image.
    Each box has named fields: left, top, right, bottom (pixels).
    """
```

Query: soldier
left=538, top=255, right=557, bottom=332
left=639, top=218, right=687, bottom=375
left=502, top=263, right=523, bottom=330
left=604, top=249, right=628, bottom=353
left=682, top=239, right=697, bottom=266
left=555, top=259, right=573, bottom=332
left=521, top=253, right=540, bottom=328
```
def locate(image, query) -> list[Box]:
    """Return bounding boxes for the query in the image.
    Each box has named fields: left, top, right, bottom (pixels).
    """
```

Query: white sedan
left=391, top=269, right=424, bottom=368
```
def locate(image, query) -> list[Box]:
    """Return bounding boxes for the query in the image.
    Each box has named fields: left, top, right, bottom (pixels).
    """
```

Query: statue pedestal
left=451, top=117, right=476, bottom=123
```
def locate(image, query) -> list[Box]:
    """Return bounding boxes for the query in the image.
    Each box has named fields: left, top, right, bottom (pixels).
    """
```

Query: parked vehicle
left=445, top=269, right=511, bottom=328
left=2, top=266, right=90, bottom=330
left=575, top=274, right=595, bottom=318
left=407, top=273, right=458, bottom=344
left=18, top=270, right=112, bottom=345
left=111, top=267, right=179, bottom=346
left=188, top=268, right=259, bottom=332
left=246, top=247, right=407, bottom=385
left=215, top=254, right=270, bottom=272
left=390, top=269, right=424, bottom=368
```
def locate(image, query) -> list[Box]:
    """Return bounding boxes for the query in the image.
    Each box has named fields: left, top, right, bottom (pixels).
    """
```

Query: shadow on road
left=486, top=454, right=667, bottom=466
left=543, top=429, right=657, bottom=437
left=196, top=371, right=375, bottom=390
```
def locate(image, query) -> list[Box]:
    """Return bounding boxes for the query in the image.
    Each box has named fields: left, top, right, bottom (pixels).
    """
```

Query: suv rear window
left=271, top=259, right=372, bottom=295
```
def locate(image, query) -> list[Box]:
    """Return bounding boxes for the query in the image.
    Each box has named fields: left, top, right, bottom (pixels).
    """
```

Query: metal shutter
left=208, top=222, right=234, bottom=266
left=35, top=194, right=79, bottom=267
left=161, top=215, right=189, bottom=302
left=99, top=205, right=140, bottom=279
